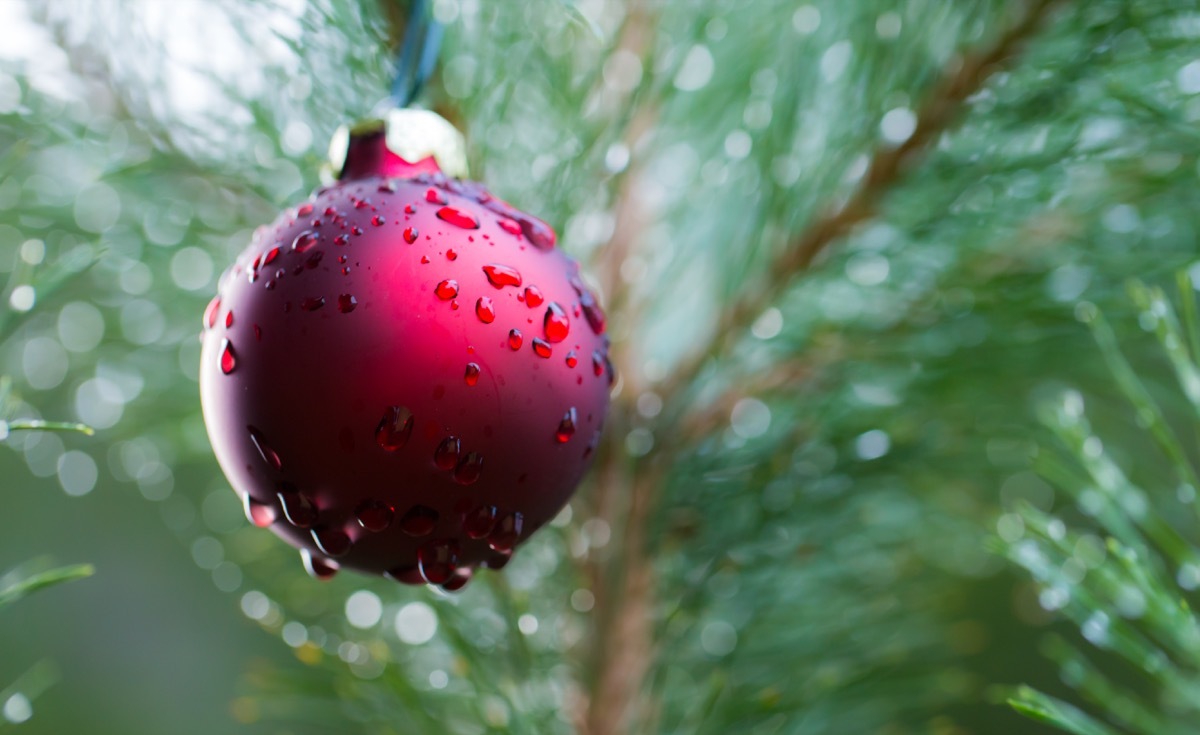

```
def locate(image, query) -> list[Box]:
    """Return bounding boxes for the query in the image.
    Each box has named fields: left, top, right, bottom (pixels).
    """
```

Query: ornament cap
left=327, top=108, right=469, bottom=183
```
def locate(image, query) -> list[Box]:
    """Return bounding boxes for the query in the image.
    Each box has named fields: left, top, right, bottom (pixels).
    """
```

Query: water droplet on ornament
left=204, top=297, right=221, bottom=329
left=301, top=296, right=325, bottom=311
left=242, top=494, right=276, bottom=527
left=483, top=551, right=512, bottom=569
left=417, top=539, right=459, bottom=584
left=385, top=565, right=424, bottom=585
left=524, top=286, right=544, bottom=307
left=379, top=180, right=396, bottom=193
left=253, top=324, right=262, bottom=341
left=463, top=505, right=497, bottom=538
left=297, top=203, right=314, bottom=217
left=420, top=255, right=430, bottom=264
left=337, top=294, right=357, bottom=313
left=376, top=406, right=415, bottom=452
left=556, top=408, right=577, bottom=443
left=488, top=512, right=524, bottom=552
left=301, top=549, right=338, bottom=580
left=441, top=567, right=472, bottom=592
left=403, top=227, right=419, bottom=244
left=464, top=362, right=480, bottom=386
left=311, top=527, right=351, bottom=557
left=521, top=217, right=556, bottom=249
left=446, top=249, right=457, bottom=261
left=475, top=297, right=495, bottom=323
left=533, top=338, right=552, bottom=358
left=264, top=247, right=280, bottom=266
left=566, top=351, right=578, bottom=368
left=364, top=215, right=380, bottom=227
left=508, top=329, right=523, bottom=350
left=425, top=188, right=446, bottom=204
left=498, top=218, right=522, bottom=237
left=434, top=436, right=461, bottom=470
left=220, top=339, right=237, bottom=374
left=437, top=206, right=480, bottom=229
left=592, top=351, right=604, bottom=377
left=404, top=204, right=416, bottom=215
left=453, top=453, right=484, bottom=485
left=483, top=264, right=522, bottom=288
left=544, top=303, right=569, bottom=342
left=305, top=250, right=323, bottom=269
left=248, top=426, right=282, bottom=470
left=292, top=231, right=318, bottom=253
left=355, top=500, right=394, bottom=532
left=400, top=506, right=439, bottom=537
left=334, top=234, right=349, bottom=246
left=582, top=298, right=606, bottom=335
left=354, top=198, right=371, bottom=210
left=435, top=280, right=458, bottom=300
left=277, top=487, right=318, bottom=528
left=352, top=225, right=363, bottom=236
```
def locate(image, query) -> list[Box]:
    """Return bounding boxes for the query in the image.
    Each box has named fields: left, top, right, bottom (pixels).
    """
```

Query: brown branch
left=661, top=0, right=1065, bottom=413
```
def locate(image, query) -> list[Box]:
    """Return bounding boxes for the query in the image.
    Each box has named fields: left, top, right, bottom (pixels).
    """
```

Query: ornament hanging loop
left=389, top=0, right=444, bottom=109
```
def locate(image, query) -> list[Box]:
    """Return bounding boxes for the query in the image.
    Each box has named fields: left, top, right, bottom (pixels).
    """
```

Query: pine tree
left=3, top=0, right=1200, bottom=733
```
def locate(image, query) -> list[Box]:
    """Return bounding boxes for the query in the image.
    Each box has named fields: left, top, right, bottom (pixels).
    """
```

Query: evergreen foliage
left=2, top=1, right=1200, bottom=733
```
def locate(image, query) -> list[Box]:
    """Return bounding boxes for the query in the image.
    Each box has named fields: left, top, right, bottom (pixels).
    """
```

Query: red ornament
left=199, top=112, right=611, bottom=591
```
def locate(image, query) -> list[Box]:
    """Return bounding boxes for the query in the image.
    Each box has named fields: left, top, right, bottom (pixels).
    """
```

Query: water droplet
left=508, top=329, right=523, bottom=350
left=425, top=187, right=446, bottom=204
left=297, top=203, right=314, bottom=217
left=592, top=351, right=604, bottom=377
left=483, top=264, right=522, bottom=288
left=435, top=280, right=459, bottom=300
left=483, top=551, right=512, bottom=569
left=463, top=505, right=497, bottom=538
left=220, top=339, right=237, bottom=374
left=488, top=512, right=524, bottom=552
left=334, top=234, right=349, bottom=246
left=385, top=564, right=424, bottom=585
left=497, top=218, right=522, bottom=237
left=354, top=198, right=372, bottom=210
left=352, top=225, right=363, bottom=236
left=277, top=487, right=318, bottom=528
left=264, top=247, right=280, bottom=266
left=566, top=351, right=578, bottom=368
left=371, top=214, right=385, bottom=227
left=441, top=568, right=472, bottom=592
left=417, top=539, right=459, bottom=584
left=420, top=255, right=430, bottom=264
left=248, top=426, right=282, bottom=470
left=446, top=249, right=457, bottom=261
left=301, top=296, right=326, bottom=311
left=301, top=549, right=338, bottom=580
left=453, top=453, right=484, bottom=485
left=356, top=500, right=394, bottom=532
left=556, top=408, right=577, bottom=443
left=400, top=506, right=439, bottom=537
left=204, top=297, right=221, bottom=329
left=437, top=206, right=480, bottom=229
left=292, top=230, right=318, bottom=253
left=521, top=217, right=556, bottom=249
left=403, top=227, right=419, bottom=244
left=464, top=362, right=481, bottom=386
left=311, top=527, right=351, bottom=557
left=475, top=297, right=496, bottom=323
left=253, top=324, right=262, bottom=341
left=532, top=338, right=552, bottom=358
left=544, top=303, right=570, bottom=342
left=434, top=436, right=461, bottom=470
left=379, top=180, right=396, bottom=193
left=582, top=299, right=606, bottom=335
left=524, top=286, right=544, bottom=307
left=242, top=494, right=276, bottom=527
left=337, top=294, right=358, bottom=313
left=376, top=406, right=415, bottom=452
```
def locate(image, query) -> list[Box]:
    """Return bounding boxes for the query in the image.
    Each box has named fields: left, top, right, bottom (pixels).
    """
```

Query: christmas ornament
left=198, top=108, right=612, bottom=589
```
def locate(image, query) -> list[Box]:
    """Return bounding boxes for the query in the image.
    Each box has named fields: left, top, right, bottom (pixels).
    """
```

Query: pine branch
left=662, top=0, right=1067, bottom=425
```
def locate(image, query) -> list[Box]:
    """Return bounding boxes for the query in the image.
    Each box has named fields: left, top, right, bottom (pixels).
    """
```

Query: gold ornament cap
left=326, top=108, right=468, bottom=183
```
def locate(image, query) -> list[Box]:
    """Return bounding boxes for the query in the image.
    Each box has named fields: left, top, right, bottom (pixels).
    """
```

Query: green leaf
left=1007, top=686, right=1120, bottom=735
left=0, top=564, right=94, bottom=610
left=2, top=419, right=95, bottom=437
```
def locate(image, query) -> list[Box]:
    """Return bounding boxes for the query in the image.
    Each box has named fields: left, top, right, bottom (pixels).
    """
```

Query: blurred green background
left=4, top=1, right=1200, bottom=733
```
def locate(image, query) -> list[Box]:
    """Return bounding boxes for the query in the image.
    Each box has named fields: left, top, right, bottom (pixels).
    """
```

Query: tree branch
left=661, top=0, right=1065, bottom=414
